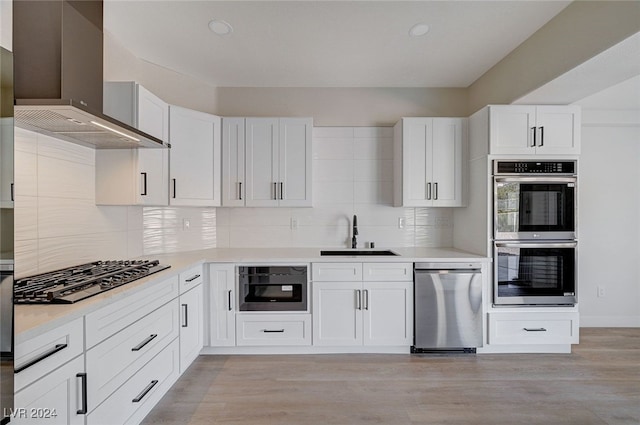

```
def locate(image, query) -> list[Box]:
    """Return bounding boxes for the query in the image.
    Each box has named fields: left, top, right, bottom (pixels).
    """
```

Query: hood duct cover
left=12, top=0, right=166, bottom=149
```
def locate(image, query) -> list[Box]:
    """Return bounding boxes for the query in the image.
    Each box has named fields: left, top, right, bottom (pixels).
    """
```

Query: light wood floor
left=143, top=328, right=640, bottom=425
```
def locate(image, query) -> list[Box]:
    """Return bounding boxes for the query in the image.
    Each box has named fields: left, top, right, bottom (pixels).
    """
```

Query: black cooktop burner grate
left=14, top=260, right=171, bottom=304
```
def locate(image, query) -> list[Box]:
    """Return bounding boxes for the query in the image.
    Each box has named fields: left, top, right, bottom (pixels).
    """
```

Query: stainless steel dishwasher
left=413, top=262, right=483, bottom=353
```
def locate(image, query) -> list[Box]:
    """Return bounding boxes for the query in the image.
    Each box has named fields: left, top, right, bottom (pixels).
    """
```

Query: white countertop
left=15, top=246, right=487, bottom=341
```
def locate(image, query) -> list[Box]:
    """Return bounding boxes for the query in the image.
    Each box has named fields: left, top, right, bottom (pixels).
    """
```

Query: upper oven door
left=494, top=177, right=576, bottom=240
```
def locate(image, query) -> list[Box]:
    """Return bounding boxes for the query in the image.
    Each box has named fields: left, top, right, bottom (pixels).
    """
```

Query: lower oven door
left=494, top=241, right=577, bottom=306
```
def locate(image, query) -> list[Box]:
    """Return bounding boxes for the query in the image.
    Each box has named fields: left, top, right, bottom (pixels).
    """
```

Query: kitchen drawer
left=14, top=317, right=84, bottom=392
left=312, top=262, right=362, bottom=282
left=86, top=299, right=180, bottom=409
left=86, top=338, right=180, bottom=425
left=488, top=312, right=579, bottom=345
left=363, top=263, right=412, bottom=282
left=179, top=264, right=204, bottom=294
left=236, top=314, right=311, bottom=346
left=85, top=274, right=179, bottom=349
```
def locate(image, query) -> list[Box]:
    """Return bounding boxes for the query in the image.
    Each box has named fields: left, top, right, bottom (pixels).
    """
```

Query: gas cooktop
left=14, top=260, right=170, bottom=304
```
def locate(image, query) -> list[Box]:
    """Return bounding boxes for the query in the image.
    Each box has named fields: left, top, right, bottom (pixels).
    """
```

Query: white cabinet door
left=431, top=118, right=462, bottom=206
left=99, top=82, right=169, bottom=206
left=13, top=356, right=86, bottom=425
left=279, top=118, right=312, bottom=207
left=402, top=118, right=432, bottom=207
left=0, top=118, right=14, bottom=207
left=489, top=105, right=535, bottom=155
left=363, top=281, right=412, bottom=346
left=535, top=106, right=581, bottom=155
left=208, top=264, right=236, bottom=347
left=245, top=117, right=279, bottom=207
left=312, top=281, right=362, bottom=346
left=169, top=106, right=221, bottom=206
left=179, top=284, right=203, bottom=372
left=489, top=105, right=580, bottom=155
left=396, top=117, right=463, bottom=207
left=222, top=117, right=246, bottom=206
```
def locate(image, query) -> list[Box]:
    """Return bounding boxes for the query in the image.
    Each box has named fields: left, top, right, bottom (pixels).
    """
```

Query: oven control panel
left=494, top=160, right=576, bottom=175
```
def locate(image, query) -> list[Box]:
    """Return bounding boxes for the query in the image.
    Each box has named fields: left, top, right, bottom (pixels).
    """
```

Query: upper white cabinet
left=489, top=105, right=581, bottom=155
left=169, top=106, right=221, bottom=206
left=222, top=117, right=313, bottom=207
left=393, top=117, right=464, bottom=207
left=97, top=82, right=169, bottom=206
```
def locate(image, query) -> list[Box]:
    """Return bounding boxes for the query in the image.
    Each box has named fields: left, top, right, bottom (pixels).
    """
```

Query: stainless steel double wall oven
left=493, top=160, right=577, bottom=306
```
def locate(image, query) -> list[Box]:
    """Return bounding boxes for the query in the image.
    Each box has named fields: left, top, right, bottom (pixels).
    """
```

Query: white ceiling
left=104, top=0, right=572, bottom=88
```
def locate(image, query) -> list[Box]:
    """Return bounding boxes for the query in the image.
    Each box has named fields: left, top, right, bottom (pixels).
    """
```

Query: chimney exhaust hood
left=12, top=0, right=166, bottom=149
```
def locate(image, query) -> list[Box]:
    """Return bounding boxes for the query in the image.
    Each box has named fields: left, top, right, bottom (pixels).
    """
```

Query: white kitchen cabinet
left=0, top=118, right=14, bottom=207
left=394, top=117, right=464, bottom=207
left=207, top=263, right=236, bottom=347
left=312, top=262, right=413, bottom=347
left=489, top=105, right=580, bottom=155
left=242, top=117, right=312, bottom=207
left=235, top=313, right=311, bottom=346
left=13, top=317, right=86, bottom=425
left=488, top=311, right=579, bottom=345
left=179, top=283, right=204, bottom=372
left=221, top=117, right=246, bottom=207
left=169, top=105, right=221, bottom=206
left=97, top=82, right=169, bottom=206
left=13, top=356, right=86, bottom=425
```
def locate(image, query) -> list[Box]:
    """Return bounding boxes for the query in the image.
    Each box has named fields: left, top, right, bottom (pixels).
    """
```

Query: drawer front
left=363, top=263, right=412, bottom=282
left=179, top=265, right=204, bottom=294
left=312, top=263, right=362, bottom=282
left=236, top=314, right=311, bottom=346
left=85, top=275, right=179, bottom=349
left=86, top=338, right=180, bottom=425
left=15, top=317, right=84, bottom=392
left=86, top=300, right=180, bottom=408
left=488, top=312, right=579, bottom=345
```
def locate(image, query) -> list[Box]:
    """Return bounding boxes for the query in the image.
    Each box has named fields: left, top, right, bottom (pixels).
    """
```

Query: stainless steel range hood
left=12, top=0, right=166, bottom=149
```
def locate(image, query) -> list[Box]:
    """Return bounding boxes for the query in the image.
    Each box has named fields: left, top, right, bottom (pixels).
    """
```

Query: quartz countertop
left=15, top=246, right=487, bottom=341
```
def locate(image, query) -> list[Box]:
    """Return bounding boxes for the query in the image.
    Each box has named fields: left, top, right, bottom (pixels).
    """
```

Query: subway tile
left=290, top=225, right=351, bottom=248
left=37, top=133, right=94, bottom=165
left=354, top=127, right=393, bottom=138
left=353, top=138, right=393, bottom=160
left=415, top=226, right=454, bottom=247
left=37, top=198, right=128, bottom=238
left=227, top=207, right=292, bottom=227
left=312, top=138, right=354, bottom=160
left=14, top=128, right=38, bottom=154
left=313, top=180, right=354, bottom=204
left=38, top=155, right=94, bottom=200
left=353, top=204, right=413, bottom=227
left=38, top=232, right=129, bottom=272
left=353, top=225, right=415, bottom=248
left=228, top=226, right=293, bottom=248
left=313, top=160, right=354, bottom=182
left=291, top=204, right=354, bottom=227
left=354, top=181, right=393, bottom=205
left=414, top=207, right=454, bottom=226
left=354, top=159, right=393, bottom=182
left=14, top=149, right=38, bottom=197
left=14, top=240, right=39, bottom=279
left=14, top=196, right=38, bottom=241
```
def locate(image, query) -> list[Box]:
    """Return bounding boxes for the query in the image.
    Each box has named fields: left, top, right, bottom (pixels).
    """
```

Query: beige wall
left=467, top=1, right=640, bottom=114
left=216, top=87, right=468, bottom=126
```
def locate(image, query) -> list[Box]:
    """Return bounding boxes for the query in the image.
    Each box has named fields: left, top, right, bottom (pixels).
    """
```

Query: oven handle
left=494, top=176, right=576, bottom=183
left=495, top=242, right=577, bottom=249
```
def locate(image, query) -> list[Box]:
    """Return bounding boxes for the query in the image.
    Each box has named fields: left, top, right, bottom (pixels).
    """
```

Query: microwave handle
left=495, top=242, right=577, bottom=249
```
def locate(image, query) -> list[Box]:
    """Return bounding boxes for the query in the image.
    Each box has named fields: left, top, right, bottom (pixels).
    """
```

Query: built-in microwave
left=494, top=160, right=577, bottom=240
left=238, top=265, right=308, bottom=312
left=494, top=241, right=577, bottom=306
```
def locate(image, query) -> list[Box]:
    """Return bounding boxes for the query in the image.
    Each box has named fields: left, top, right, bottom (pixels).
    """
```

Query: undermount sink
left=320, top=250, right=399, bottom=256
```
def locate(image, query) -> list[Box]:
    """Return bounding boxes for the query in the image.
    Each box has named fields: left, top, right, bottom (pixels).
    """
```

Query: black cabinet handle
left=76, top=373, right=88, bottom=414
left=10, top=183, right=14, bottom=201
left=238, top=182, right=243, bottom=200
left=185, top=274, right=201, bottom=283
left=132, top=380, right=159, bottom=403
left=272, top=182, right=277, bottom=200
left=531, top=126, right=537, bottom=147
left=538, top=126, right=544, bottom=147
left=279, top=182, right=284, bottom=200
left=172, top=178, right=177, bottom=199
left=15, top=343, right=68, bottom=373
left=262, top=329, right=285, bottom=333
left=140, top=172, right=148, bottom=196
left=228, top=290, right=233, bottom=311
left=131, top=334, right=158, bottom=352
left=426, top=182, right=432, bottom=200
left=434, top=182, right=438, bottom=200
left=524, top=328, right=547, bottom=332
left=182, top=304, right=188, bottom=328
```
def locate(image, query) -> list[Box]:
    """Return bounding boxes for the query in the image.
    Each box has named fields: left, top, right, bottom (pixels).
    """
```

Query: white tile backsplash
left=13, top=127, right=453, bottom=273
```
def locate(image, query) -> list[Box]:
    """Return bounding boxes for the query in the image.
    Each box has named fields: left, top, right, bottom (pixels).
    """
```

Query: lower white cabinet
left=236, top=313, right=311, bottom=346
left=207, top=264, right=236, bottom=347
left=13, top=356, right=86, bottom=425
left=488, top=311, right=579, bottom=345
left=312, top=281, right=412, bottom=347
left=86, top=339, right=180, bottom=425
left=179, top=284, right=204, bottom=372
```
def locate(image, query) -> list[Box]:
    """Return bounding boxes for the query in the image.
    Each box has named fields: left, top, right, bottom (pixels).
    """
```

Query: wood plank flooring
left=142, top=328, right=640, bottom=425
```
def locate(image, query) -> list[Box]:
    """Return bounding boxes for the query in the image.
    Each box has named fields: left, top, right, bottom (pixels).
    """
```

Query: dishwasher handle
left=415, top=262, right=482, bottom=271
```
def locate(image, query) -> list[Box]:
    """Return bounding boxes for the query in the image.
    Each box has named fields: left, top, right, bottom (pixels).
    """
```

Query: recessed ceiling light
left=208, top=19, right=233, bottom=36
left=409, top=23, right=430, bottom=37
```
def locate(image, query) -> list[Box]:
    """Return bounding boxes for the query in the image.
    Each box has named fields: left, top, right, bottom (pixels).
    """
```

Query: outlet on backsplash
left=183, top=219, right=191, bottom=230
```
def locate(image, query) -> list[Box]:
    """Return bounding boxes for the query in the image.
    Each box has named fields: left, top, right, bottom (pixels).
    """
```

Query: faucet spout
left=351, top=215, right=358, bottom=249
